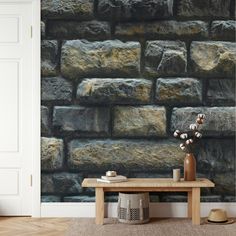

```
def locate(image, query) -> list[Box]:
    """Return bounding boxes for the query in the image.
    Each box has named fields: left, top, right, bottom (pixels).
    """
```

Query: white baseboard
left=41, top=202, right=236, bottom=218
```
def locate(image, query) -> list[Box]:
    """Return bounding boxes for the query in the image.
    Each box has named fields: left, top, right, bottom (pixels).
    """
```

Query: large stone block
left=144, top=41, right=187, bottom=77
left=41, top=173, right=83, bottom=194
left=61, top=40, right=141, bottom=80
left=156, top=78, right=202, bottom=104
left=211, top=21, right=236, bottom=41
left=68, top=139, right=184, bottom=171
left=41, top=106, right=50, bottom=134
left=171, top=107, right=236, bottom=136
left=207, top=79, right=235, bottom=105
left=178, top=0, right=230, bottom=18
left=196, top=139, right=235, bottom=173
left=41, top=137, right=64, bottom=171
left=113, top=106, right=167, bottom=137
left=98, top=0, right=173, bottom=21
left=190, top=41, right=236, bottom=77
left=53, top=106, right=110, bottom=135
left=41, top=40, right=58, bottom=77
left=115, top=21, right=208, bottom=39
left=41, top=0, right=94, bottom=20
left=76, top=78, right=152, bottom=104
left=41, top=77, right=73, bottom=102
left=47, top=21, right=110, bottom=40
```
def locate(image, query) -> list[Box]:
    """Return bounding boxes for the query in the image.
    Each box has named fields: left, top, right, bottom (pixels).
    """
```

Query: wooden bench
left=82, top=178, right=215, bottom=225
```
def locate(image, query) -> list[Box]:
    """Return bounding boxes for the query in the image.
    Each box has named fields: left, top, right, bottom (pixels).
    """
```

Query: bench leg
left=192, top=187, right=200, bottom=225
left=95, top=187, right=104, bottom=225
left=187, top=191, right=192, bottom=218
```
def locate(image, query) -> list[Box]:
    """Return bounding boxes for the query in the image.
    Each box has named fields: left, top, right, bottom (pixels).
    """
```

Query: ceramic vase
left=184, top=153, right=196, bottom=181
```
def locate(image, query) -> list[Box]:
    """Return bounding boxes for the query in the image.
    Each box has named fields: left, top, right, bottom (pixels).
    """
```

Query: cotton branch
left=173, top=114, right=206, bottom=153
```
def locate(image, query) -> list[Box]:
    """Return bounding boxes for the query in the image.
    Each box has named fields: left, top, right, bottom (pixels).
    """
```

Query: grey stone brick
left=41, top=173, right=83, bottom=194
left=171, top=107, right=236, bottom=136
left=61, top=40, right=141, bottom=80
left=115, top=21, right=208, bottom=39
left=47, top=21, right=110, bottom=40
left=144, top=40, right=187, bottom=77
left=53, top=106, right=110, bottom=135
left=156, top=78, right=202, bottom=104
left=41, top=77, right=73, bottom=102
left=41, top=0, right=94, bottom=20
left=41, top=40, right=58, bottom=77
left=211, top=21, right=236, bottom=41
left=68, top=139, right=184, bottom=172
left=77, top=78, right=152, bottom=105
left=190, top=41, right=236, bottom=77
left=178, top=0, right=230, bottom=18
left=207, top=79, right=235, bottom=105
left=113, top=106, right=167, bottom=137
left=41, top=106, right=50, bottom=134
left=98, top=0, right=173, bottom=21
left=41, top=137, right=64, bottom=171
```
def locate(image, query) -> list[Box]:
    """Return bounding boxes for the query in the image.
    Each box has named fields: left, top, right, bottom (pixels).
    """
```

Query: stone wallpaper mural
left=41, top=0, right=236, bottom=203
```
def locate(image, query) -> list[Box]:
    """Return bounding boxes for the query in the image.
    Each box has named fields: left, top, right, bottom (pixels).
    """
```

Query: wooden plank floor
left=0, top=217, right=72, bottom=236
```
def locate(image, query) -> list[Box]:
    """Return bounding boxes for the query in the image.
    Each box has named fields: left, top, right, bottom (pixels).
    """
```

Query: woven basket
left=117, top=192, right=150, bottom=224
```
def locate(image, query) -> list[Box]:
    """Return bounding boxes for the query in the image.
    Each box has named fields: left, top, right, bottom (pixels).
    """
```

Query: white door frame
left=0, top=0, right=41, bottom=217
left=31, top=0, right=41, bottom=217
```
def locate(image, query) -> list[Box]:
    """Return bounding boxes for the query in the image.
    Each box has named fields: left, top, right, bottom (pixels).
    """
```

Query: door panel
left=0, top=16, right=19, bottom=43
left=0, top=170, right=19, bottom=195
left=0, top=60, right=19, bottom=152
left=0, top=3, right=32, bottom=215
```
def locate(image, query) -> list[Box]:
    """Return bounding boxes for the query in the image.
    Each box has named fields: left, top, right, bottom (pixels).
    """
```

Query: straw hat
left=205, top=209, right=234, bottom=225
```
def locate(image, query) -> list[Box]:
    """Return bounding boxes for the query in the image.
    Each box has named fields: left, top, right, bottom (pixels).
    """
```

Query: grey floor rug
left=66, top=218, right=236, bottom=236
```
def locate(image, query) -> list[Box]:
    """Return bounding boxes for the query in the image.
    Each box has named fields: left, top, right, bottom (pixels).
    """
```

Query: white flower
left=195, top=132, right=202, bottom=138
left=189, top=124, right=198, bottom=130
left=198, top=114, right=206, bottom=119
left=180, top=133, right=188, bottom=139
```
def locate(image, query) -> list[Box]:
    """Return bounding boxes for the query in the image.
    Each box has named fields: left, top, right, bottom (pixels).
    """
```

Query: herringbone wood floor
left=0, top=217, right=72, bottom=236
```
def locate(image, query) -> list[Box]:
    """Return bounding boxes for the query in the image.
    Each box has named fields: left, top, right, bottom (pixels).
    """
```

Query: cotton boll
left=173, top=132, right=178, bottom=137
left=198, top=114, right=206, bottom=119
left=189, top=124, right=198, bottom=130
left=186, top=139, right=193, bottom=145
left=195, top=132, right=202, bottom=138
left=180, top=133, right=188, bottom=139
left=173, top=130, right=180, bottom=137
left=180, top=143, right=186, bottom=151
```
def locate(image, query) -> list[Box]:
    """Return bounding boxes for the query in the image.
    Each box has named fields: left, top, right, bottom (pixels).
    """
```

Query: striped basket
left=117, top=192, right=150, bottom=224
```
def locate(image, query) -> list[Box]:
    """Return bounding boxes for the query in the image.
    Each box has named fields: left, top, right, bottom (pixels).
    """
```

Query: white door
left=0, top=2, right=33, bottom=215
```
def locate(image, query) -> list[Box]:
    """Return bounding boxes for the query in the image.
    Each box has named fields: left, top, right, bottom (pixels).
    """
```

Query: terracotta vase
left=184, top=153, right=196, bottom=181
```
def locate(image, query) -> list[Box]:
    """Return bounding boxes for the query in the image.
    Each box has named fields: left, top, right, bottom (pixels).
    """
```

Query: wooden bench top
left=82, top=178, right=215, bottom=188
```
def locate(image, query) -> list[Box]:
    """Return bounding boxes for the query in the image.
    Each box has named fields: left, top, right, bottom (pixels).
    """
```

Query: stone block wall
left=41, top=0, right=236, bottom=203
